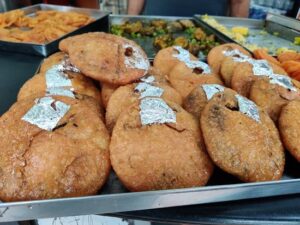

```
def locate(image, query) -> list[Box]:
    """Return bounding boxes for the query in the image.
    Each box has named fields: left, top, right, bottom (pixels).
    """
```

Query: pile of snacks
left=0, top=9, right=94, bottom=43
left=1, top=32, right=300, bottom=202
left=111, top=19, right=219, bottom=56
left=201, top=15, right=299, bottom=54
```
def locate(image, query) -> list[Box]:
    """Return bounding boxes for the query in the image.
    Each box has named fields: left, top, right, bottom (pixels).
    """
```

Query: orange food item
left=278, top=51, right=300, bottom=63
left=0, top=9, right=94, bottom=44
left=253, top=49, right=281, bottom=67
left=281, top=60, right=300, bottom=81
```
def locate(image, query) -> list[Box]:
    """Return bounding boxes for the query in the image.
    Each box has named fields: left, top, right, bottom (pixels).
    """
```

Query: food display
left=200, top=15, right=300, bottom=55
left=110, top=17, right=220, bottom=58
left=0, top=95, right=110, bottom=201
left=0, top=9, right=94, bottom=43
left=2, top=15, right=300, bottom=220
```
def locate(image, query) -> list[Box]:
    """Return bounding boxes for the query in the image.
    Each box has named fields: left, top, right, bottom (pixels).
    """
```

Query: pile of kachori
left=1, top=32, right=300, bottom=202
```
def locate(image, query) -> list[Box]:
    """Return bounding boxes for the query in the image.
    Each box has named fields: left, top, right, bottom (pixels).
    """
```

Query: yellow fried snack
left=0, top=9, right=94, bottom=44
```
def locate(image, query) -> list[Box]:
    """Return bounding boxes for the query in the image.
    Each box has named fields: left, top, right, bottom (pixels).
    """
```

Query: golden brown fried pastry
left=110, top=99, right=213, bottom=191
left=200, top=92, right=285, bottom=182
left=40, top=52, right=66, bottom=73
left=220, top=57, right=244, bottom=87
left=231, top=61, right=288, bottom=97
left=101, top=83, right=119, bottom=109
left=207, top=43, right=251, bottom=75
left=169, top=61, right=223, bottom=98
left=153, top=46, right=197, bottom=76
left=184, top=84, right=235, bottom=120
left=101, top=67, right=166, bottom=109
left=59, top=32, right=150, bottom=85
left=279, top=100, right=300, bottom=162
left=249, top=78, right=300, bottom=122
left=0, top=96, right=110, bottom=201
left=17, top=71, right=102, bottom=104
left=105, top=79, right=182, bottom=133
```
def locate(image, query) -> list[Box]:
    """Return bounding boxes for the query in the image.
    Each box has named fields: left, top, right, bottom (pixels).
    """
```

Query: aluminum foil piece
left=251, top=60, right=297, bottom=91
left=269, top=73, right=297, bottom=91
left=135, top=82, right=164, bottom=99
left=140, top=75, right=155, bottom=84
left=223, top=49, right=251, bottom=63
left=58, top=57, right=81, bottom=73
left=236, top=94, right=260, bottom=123
left=22, top=97, right=70, bottom=131
left=45, top=65, right=72, bottom=88
left=140, top=97, right=176, bottom=126
left=251, top=60, right=274, bottom=76
left=46, top=87, right=75, bottom=98
left=172, top=46, right=211, bottom=74
left=202, top=84, right=225, bottom=100
left=123, top=44, right=150, bottom=71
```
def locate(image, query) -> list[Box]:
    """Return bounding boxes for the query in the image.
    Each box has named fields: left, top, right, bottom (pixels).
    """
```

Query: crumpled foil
left=223, top=49, right=297, bottom=91
left=45, top=65, right=72, bottom=89
left=269, top=73, right=297, bottom=91
left=202, top=84, right=225, bottom=100
left=123, top=43, right=150, bottom=71
left=251, top=60, right=274, bottom=76
left=135, top=82, right=164, bottom=99
left=251, top=60, right=296, bottom=91
left=172, top=46, right=211, bottom=74
left=236, top=94, right=260, bottom=123
left=140, top=97, right=176, bottom=125
left=57, top=56, right=81, bottom=73
left=22, top=96, right=70, bottom=131
left=223, top=49, right=249, bottom=60
left=140, top=75, right=155, bottom=83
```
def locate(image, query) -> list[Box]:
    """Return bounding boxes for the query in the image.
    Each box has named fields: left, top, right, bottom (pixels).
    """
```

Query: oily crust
left=0, top=96, right=110, bottom=201
left=231, top=61, right=288, bottom=97
left=169, top=61, right=223, bottom=98
left=110, top=99, right=214, bottom=191
left=105, top=81, right=182, bottom=133
left=279, top=100, right=300, bottom=162
left=207, top=43, right=250, bottom=75
left=183, top=85, right=236, bottom=120
left=200, top=92, right=285, bottom=182
left=17, top=71, right=101, bottom=104
left=59, top=32, right=150, bottom=85
left=153, top=46, right=197, bottom=76
left=39, top=52, right=66, bottom=73
left=249, top=78, right=300, bottom=122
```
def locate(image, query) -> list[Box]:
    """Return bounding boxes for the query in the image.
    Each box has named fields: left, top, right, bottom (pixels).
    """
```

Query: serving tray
left=0, top=4, right=109, bottom=56
left=194, top=13, right=300, bottom=55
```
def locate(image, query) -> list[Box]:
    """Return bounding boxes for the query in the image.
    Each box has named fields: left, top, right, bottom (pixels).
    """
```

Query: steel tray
left=0, top=4, right=109, bottom=56
left=194, top=14, right=300, bottom=55
left=109, top=15, right=228, bottom=60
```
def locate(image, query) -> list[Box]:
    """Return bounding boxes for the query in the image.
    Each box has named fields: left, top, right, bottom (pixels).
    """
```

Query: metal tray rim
left=1, top=178, right=300, bottom=222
